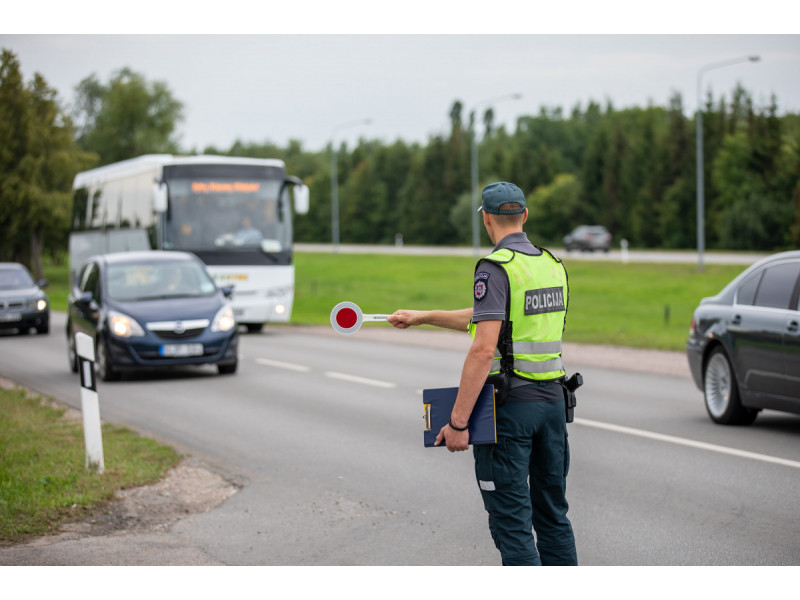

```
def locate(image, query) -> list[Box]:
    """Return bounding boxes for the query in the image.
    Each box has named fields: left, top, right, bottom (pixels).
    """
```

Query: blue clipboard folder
left=423, top=384, right=497, bottom=447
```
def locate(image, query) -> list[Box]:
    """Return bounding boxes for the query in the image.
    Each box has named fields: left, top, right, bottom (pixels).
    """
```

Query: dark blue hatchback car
left=67, top=251, right=238, bottom=380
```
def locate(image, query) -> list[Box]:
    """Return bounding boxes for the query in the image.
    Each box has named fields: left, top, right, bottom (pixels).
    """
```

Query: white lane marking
left=575, top=417, right=800, bottom=470
left=255, top=358, right=311, bottom=372
left=325, top=371, right=397, bottom=389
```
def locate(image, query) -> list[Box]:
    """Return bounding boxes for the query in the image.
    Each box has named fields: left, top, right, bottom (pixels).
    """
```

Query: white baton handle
left=362, top=314, right=389, bottom=321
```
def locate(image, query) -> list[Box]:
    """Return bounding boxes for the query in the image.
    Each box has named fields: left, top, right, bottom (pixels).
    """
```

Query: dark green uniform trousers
left=473, top=381, right=577, bottom=566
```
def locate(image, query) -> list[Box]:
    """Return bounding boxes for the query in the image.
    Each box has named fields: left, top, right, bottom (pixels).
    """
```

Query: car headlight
left=108, top=310, right=145, bottom=337
left=28, top=298, right=48, bottom=311
left=211, top=305, right=236, bottom=332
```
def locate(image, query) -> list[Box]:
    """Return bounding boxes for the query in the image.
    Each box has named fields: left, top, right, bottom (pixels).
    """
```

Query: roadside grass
left=45, top=253, right=747, bottom=352
left=41, top=259, right=70, bottom=314
left=561, top=260, right=741, bottom=350
left=292, top=253, right=745, bottom=351
left=0, top=385, right=181, bottom=544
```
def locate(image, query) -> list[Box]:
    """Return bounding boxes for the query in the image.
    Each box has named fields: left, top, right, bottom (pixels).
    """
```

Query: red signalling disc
left=330, top=301, right=363, bottom=334
left=335, top=307, right=358, bottom=329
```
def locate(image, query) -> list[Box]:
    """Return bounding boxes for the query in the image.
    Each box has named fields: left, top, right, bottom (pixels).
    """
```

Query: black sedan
left=0, top=262, right=49, bottom=335
left=67, top=251, right=238, bottom=381
left=686, top=251, right=800, bottom=425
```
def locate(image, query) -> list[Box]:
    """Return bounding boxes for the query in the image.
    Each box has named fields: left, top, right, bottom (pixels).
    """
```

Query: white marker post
left=75, top=332, right=104, bottom=474
left=330, top=301, right=389, bottom=334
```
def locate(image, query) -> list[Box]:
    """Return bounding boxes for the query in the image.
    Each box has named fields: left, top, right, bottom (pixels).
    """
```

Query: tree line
left=280, top=92, right=800, bottom=252
left=2, top=47, right=799, bottom=278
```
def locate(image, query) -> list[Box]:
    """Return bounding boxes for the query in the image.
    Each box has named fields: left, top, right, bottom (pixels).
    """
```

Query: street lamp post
left=470, top=93, right=522, bottom=257
left=331, top=118, right=371, bottom=253
left=696, top=55, right=759, bottom=271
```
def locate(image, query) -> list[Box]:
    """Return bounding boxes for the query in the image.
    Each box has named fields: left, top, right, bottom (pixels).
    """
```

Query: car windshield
left=0, top=266, right=34, bottom=290
left=107, top=261, right=218, bottom=301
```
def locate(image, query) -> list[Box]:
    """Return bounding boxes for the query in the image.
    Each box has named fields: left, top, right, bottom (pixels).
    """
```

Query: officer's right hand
left=388, top=310, right=422, bottom=329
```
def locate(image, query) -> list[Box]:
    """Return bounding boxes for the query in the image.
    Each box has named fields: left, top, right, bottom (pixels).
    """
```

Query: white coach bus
left=71, top=154, right=309, bottom=332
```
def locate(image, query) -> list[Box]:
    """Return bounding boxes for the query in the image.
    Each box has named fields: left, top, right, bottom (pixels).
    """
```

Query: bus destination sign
left=191, top=181, right=261, bottom=194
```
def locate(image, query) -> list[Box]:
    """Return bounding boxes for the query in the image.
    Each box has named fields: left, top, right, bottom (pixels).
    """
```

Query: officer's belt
left=502, top=379, right=563, bottom=402
left=509, top=376, right=563, bottom=389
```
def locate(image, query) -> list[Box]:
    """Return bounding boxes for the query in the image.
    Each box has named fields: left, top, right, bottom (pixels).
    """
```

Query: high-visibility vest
left=469, top=247, right=568, bottom=381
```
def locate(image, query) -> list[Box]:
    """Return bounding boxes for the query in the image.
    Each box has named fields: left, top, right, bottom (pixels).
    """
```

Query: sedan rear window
left=753, top=261, right=800, bottom=310
left=735, top=272, right=761, bottom=306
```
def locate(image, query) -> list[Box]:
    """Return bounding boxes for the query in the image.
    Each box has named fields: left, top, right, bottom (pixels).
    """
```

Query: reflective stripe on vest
left=473, top=247, right=568, bottom=381
left=514, top=356, right=564, bottom=373
left=490, top=341, right=562, bottom=372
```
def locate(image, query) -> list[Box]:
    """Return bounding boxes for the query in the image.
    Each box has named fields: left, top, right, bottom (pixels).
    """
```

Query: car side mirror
left=37, top=278, right=49, bottom=289
left=220, top=285, right=234, bottom=299
left=75, top=291, right=94, bottom=308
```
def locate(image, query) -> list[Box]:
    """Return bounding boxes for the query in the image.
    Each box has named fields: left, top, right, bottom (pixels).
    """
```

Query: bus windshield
left=164, top=176, right=288, bottom=253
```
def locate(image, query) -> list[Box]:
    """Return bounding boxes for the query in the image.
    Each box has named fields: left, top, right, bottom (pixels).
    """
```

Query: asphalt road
left=1, top=311, right=799, bottom=566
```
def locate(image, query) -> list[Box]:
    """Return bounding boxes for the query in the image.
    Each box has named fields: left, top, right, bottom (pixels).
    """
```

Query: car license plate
left=0, top=313, right=21, bottom=322
left=159, top=343, right=203, bottom=357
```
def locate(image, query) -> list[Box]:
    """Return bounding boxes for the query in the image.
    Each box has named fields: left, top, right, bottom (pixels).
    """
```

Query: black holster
left=561, top=373, right=583, bottom=423
left=486, top=372, right=509, bottom=407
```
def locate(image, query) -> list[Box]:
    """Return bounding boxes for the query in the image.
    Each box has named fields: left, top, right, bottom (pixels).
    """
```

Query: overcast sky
left=4, top=5, right=799, bottom=153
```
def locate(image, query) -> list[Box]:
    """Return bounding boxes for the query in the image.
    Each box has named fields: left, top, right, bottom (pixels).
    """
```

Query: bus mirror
left=294, top=184, right=309, bottom=215
left=152, top=183, right=168, bottom=213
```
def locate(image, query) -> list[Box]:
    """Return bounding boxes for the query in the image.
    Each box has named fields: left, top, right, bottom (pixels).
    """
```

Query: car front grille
left=152, top=328, right=206, bottom=340
left=146, top=319, right=210, bottom=340
left=0, top=299, right=25, bottom=311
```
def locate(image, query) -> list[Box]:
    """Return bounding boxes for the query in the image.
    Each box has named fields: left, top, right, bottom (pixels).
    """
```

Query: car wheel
left=246, top=323, right=263, bottom=333
left=37, top=321, right=49, bottom=335
left=218, top=359, right=237, bottom=375
left=703, top=348, right=757, bottom=425
left=67, top=325, right=79, bottom=373
left=96, top=336, right=120, bottom=382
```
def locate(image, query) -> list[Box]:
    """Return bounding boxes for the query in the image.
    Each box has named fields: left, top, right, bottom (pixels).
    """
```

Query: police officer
left=388, top=181, right=577, bottom=566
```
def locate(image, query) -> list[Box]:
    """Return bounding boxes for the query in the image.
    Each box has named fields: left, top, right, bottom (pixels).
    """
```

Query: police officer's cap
left=478, top=182, right=527, bottom=214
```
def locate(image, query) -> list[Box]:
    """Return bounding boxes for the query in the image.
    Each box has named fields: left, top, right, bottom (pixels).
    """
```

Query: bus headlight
left=212, top=305, right=236, bottom=332
left=108, top=311, right=145, bottom=337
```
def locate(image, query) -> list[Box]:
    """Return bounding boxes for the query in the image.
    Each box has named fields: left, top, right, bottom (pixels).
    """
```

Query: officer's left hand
left=435, top=425, right=470, bottom=452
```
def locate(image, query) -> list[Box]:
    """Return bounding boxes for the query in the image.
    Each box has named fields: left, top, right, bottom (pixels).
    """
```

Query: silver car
left=0, top=262, right=50, bottom=335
